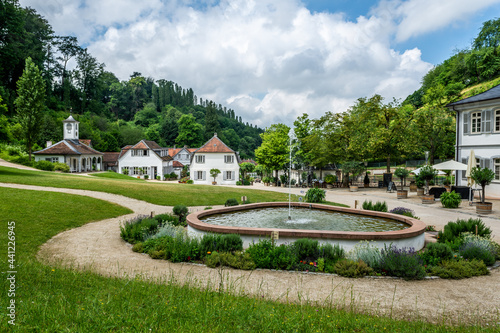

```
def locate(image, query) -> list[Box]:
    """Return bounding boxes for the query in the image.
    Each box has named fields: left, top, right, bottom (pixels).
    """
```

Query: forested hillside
left=0, top=0, right=262, bottom=158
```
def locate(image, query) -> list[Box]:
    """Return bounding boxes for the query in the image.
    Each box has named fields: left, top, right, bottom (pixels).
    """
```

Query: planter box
left=326, top=184, right=333, bottom=189
left=349, top=185, right=358, bottom=192
left=416, top=188, right=424, bottom=196
left=396, top=190, right=408, bottom=199
left=422, top=194, right=435, bottom=204
left=476, top=202, right=493, bottom=214
left=409, top=184, right=417, bottom=192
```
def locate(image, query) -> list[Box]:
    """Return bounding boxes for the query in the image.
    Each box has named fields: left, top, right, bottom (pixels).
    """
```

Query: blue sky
left=19, top=0, right=500, bottom=127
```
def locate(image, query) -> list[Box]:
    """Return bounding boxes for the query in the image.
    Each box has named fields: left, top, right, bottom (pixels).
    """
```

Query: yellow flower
left=207, top=251, right=211, bottom=254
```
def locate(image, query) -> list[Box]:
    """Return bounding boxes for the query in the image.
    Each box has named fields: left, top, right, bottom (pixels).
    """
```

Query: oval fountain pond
left=186, top=202, right=426, bottom=252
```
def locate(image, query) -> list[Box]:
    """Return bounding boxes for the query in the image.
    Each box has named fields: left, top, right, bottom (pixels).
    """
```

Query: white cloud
left=24, top=0, right=500, bottom=127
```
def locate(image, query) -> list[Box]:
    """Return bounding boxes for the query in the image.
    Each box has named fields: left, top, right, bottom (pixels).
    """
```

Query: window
left=66, top=123, right=72, bottom=133
left=225, top=171, right=233, bottom=180
left=45, top=157, right=58, bottom=163
left=131, top=150, right=149, bottom=157
left=196, top=155, right=205, bottom=163
left=224, top=155, right=234, bottom=163
left=471, top=112, right=481, bottom=133
left=475, top=158, right=480, bottom=168
left=495, top=159, right=500, bottom=181
left=495, top=110, right=500, bottom=132
left=121, top=167, right=129, bottom=175
left=132, top=167, right=140, bottom=175
left=197, top=171, right=203, bottom=180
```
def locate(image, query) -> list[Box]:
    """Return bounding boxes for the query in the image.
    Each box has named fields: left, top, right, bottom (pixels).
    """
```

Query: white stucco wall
left=118, top=149, right=167, bottom=179
left=190, top=152, right=239, bottom=185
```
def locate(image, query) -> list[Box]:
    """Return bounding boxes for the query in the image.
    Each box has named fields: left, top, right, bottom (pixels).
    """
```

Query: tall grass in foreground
left=0, top=187, right=498, bottom=331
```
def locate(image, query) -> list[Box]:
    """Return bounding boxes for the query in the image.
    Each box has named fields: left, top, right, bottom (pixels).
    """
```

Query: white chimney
left=46, top=141, right=52, bottom=148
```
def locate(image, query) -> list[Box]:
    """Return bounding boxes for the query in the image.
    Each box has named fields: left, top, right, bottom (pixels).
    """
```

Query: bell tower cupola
left=63, top=114, right=79, bottom=140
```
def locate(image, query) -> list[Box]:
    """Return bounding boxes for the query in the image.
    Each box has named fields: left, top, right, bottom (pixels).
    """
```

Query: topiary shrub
left=334, top=259, right=373, bottom=278
left=172, top=205, right=189, bottom=225
left=224, top=198, right=239, bottom=207
left=437, top=218, right=492, bottom=243
left=304, top=187, right=326, bottom=203
left=440, top=191, right=462, bottom=208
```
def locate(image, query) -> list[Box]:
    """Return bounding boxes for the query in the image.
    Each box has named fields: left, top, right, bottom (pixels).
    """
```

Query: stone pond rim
left=186, top=202, right=427, bottom=251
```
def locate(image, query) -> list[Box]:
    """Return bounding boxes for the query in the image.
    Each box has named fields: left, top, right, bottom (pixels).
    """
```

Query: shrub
left=144, top=175, right=149, bottom=180
left=53, top=162, right=70, bottom=172
left=270, top=244, right=295, bottom=270
left=459, top=234, right=497, bottom=266
left=154, top=213, right=180, bottom=226
left=246, top=239, right=274, bottom=269
left=304, top=188, right=325, bottom=203
left=235, top=181, right=242, bottom=185
left=132, top=242, right=144, bottom=253
left=224, top=198, right=239, bottom=207
left=362, top=200, right=388, bottom=212
left=205, top=251, right=255, bottom=270
left=440, top=191, right=461, bottom=208
left=35, top=160, right=55, bottom=171
left=149, top=223, right=185, bottom=240
left=437, top=218, right=492, bottom=243
left=243, top=179, right=250, bottom=185
left=292, top=238, right=319, bottom=260
left=389, top=207, right=418, bottom=219
left=379, top=245, right=426, bottom=280
left=419, top=242, right=453, bottom=266
left=430, top=259, right=489, bottom=279
left=186, top=179, right=194, bottom=184
left=347, top=241, right=382, bottom=269
left=120, top=215, right=162, bottom=243
left=319, top=243, right=345, bottom=265
left=172, top=205, right=189, bottom=225
left=200, top=233, right=243, bottom=254
left=334, top=259, right=373, bottom=278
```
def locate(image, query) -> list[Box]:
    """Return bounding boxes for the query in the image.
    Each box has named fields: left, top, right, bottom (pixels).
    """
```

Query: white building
left=118, top=140, right=173, bottom=179
left=447, top=84, right=500, bottom=198
left=190, top=134, right=240, bottom=185
left=33, top=115, right=103, bottom=172
left=168, top=146, right=197, bottom=177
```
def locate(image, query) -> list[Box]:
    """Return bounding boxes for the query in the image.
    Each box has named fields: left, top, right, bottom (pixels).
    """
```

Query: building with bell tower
left=63, top=115, right=79, bottom=140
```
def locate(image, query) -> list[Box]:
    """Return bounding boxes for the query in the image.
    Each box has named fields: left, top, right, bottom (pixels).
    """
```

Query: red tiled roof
left=103, top=152, right=119, bottom=164
left=172, top=161, right=184, bottom=167
left=118, top=145, right=132, bottom=159
left=131, top=141, right=148, bottom=149
left=196, top=135, right=234, bottom=153
left=79, top=139, right=92, bottom=147
left=34, top=140, right=102, bottom=155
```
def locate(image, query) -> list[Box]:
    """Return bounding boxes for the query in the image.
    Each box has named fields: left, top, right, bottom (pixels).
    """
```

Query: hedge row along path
left=0, top=172, right=499, bottom=326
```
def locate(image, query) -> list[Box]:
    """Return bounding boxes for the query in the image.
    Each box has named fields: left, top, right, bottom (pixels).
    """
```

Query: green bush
left=459, top=234, right=497, bottom=266
left=186, top=179, right=194, bottom=184
left=304, top=188, right=325, bottom=203
left=235, top=180, right=242, bottom=185
left=199, top=233, right=243, bottom=254
left=144, top=175, right=149, bottom=180
left=120, top=216, right=163, bottom=244
left=224, top=198, right=239, bottom=207
left=429, top=259, right=489, bottom=279
left=132, top=242, right=144, bottom=253
left=437, top=218, right=492, bottom=243
left=172, top=205, right=189, bottom=225
left=53, top=162, right=70, bottom=172
left=246, top=239, right=274, bottom=269
left=440, top=191, right=461, bottom=208
left=419, top=242, right=453, bottom=266
left=205, top=251, right=256, bottom=270
left=319, top=243, right=345, bottom=265
left=35, top=160, right=55, bottom=171
left=243, top=179, right=250, bottom=185
left=334, top=259, right=373, bottom=278
left=154, top=213, right=180, bottom=226
left=362, top=200, right=387, bottom=212
left=379, top=245, right=426, bottom=280
left=293, top=238, right=319, bottom=260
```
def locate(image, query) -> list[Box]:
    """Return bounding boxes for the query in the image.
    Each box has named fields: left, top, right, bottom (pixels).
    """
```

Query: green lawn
left=90, top=171, right=145, bottom=181
left=0, top=166, right=291, bottom=206
left=0, top=187, right=490, bottom=332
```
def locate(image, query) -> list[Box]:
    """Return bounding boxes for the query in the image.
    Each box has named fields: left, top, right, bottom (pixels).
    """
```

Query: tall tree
left=73, top=49, right=104, bottom=111
left=204, top=102, right=220, bottom=140
left=255, top=123, right=290, bottom=178
left=14, top=57, right=46, bottom=160
left=176, top=114, right=203, bottom=147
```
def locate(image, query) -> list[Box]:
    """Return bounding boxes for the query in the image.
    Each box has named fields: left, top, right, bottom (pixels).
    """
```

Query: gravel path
left=2, top=175, right=500, bottom=326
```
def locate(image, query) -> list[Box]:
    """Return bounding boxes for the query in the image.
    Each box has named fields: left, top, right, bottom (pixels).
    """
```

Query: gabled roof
left=195, top=134, right=235, bottom=154
left=34, top=139, right=102, bottom=156
left=131, top=140, right=163, bottom=151
left=447, top=84, right=500, bottom=107
left=103, top=152, right=120, bottom=165
left=118, top=145, right=132, bottom=159
left=172, top=161, right=184, bottom=168
left=161, top=155, right=173, bottom=161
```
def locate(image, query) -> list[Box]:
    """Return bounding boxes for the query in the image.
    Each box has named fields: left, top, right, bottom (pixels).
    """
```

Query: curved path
left=2, top=179, right=500, bottom=326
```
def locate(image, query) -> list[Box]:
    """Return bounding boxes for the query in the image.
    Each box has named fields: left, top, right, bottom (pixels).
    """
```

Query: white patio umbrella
left=465, top=150, right=476, bottom=202
left=412, top=167, right=446, bottom=176
left=432, top=160, right=468, bottom=171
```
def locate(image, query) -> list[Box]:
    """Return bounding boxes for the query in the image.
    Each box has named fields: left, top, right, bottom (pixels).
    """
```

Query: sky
left=19, top=0, right=500, bottom=127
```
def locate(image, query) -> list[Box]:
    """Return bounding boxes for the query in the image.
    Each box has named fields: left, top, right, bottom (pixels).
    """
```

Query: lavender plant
left=379, top=245, right=426, bottom=280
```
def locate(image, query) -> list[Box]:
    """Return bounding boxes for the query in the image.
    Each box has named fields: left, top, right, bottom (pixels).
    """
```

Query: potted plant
left=394, top=167, right=410, bottom=199
left=262, top=176, right=270, bottom=186
left=342, top=161, right=364, bottom=192
left=210, top=168, right=221, bottom=185
left=443, top=174, right=452, bottom=191
left=418, top=165, right=437, bottom=204
left=415, top=174, right=424, bottom=195
left=470, top=167, right=495, bottom=214
left=324, top=174, right=335, bottom=189
left=280, top=174, right=287, bottom=187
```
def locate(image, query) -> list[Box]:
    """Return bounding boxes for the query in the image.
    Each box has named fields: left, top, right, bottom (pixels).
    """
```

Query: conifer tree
left=14, top=57, right=46, bottom=160
left=204, top=102, right=220, bottom=139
